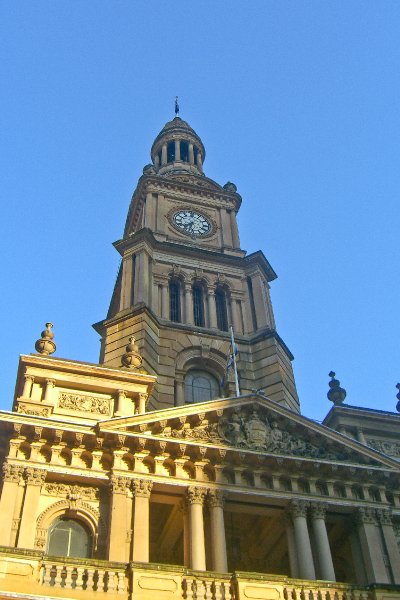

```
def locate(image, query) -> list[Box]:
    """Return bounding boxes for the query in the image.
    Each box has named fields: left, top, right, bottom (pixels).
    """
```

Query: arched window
left=215, top=288, right=228, bottom=331
left=169, top=279, right=181, bottom=322
left=180, top=141, right=189, bottom=162
left=167, top=141, right=175, bottom=163
left=192, top=283, right=205, bottom=327
left=47, top=518, right=92, bottom=558
left=185, top=370, right=220, bottom=403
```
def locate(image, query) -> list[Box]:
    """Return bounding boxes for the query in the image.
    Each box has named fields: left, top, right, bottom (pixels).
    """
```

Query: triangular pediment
left=98, top=395, right=400, bottom=471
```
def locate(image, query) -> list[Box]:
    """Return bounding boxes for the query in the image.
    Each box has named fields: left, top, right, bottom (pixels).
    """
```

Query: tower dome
left=150, top=116, right=206, bottom=176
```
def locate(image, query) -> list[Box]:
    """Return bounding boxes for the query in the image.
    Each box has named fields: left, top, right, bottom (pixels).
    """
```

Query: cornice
left=113, top=228, right=276, bottom=282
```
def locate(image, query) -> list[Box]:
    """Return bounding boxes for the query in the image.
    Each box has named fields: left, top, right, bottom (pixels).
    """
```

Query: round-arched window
left=184, top=370, right=220, bottom=403
left=47, top=518, right=92, bottom=558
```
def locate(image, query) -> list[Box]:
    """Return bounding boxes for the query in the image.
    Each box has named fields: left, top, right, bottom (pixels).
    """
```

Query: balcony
left=0, top=547, right=398, bottom=600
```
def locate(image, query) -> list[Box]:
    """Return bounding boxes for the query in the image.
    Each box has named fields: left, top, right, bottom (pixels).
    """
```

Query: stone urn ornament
left=35, top=322, right=56, bottom=355
left=121, top=336, right=143, bottom=370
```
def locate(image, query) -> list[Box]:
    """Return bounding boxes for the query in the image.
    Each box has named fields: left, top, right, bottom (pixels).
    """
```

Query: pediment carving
left=161, top=405, right=348, bottom=461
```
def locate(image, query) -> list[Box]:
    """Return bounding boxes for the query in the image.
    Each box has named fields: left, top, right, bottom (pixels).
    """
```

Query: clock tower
left=93, top=115, right=300, bottom=412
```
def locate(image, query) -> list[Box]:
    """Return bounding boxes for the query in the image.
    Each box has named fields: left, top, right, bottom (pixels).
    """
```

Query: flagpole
left=230, top=326, right=240, bottom=396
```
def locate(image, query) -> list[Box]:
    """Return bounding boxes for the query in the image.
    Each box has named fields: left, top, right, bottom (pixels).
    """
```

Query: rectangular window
left=169, top=280, right=181, bottom=322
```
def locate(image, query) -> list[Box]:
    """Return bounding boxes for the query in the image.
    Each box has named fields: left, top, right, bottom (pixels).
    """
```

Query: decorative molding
left=17, top=403, right=51, bottom=417
left=164, top=405, right=345, bottom=460
left=110, top=475, right=131, bottom=495
left=356, top=507, right=377, bottom=526
left=58, top=391, right=111, bottom=415
left=132, top=478, right=153, bottom=498
left=367, top=438, right=400, bottom=457
left=288, top=500, right=309, bottom=519
left=44, top=483, right=99, bottom=501
left=186, top=486, right=207, bottom=505
left=310, top=502, right=327, bottom=520
left=207, top=489, right=225, bottom=508
left=25, top=467, right=47, bottom=486
left=376, top=508, right=393, bottom=526
left=2, top=463, right=24, bottom=483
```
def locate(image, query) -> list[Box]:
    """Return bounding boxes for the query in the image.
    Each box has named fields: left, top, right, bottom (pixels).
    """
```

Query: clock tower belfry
left=93, top=115, right=300, bottom=413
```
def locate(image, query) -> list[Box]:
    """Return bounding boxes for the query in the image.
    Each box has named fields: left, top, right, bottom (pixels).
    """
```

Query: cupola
left=150, top=116, right=205, bottom=176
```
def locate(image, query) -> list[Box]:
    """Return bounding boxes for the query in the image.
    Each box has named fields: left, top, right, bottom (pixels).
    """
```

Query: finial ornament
left=396, top=383, right=400, bottom=412
left=175, top=96, right=179, bottom=116
left=327, top=371, right=347, bottom=405
left=35, top=322, right=56, bottom=355
left=121, top=336, right=143, bottom=370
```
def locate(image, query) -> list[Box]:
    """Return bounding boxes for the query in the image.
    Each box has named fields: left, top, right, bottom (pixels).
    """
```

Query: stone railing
left=0, top=548, right=398, bottom=600
left=41, top=557, right=127, bottom=593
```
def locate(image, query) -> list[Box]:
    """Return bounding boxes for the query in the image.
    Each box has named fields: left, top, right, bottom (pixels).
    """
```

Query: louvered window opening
left=169, top=280, right=181, bottom=322
left=193, top=285, right=205, bottom=327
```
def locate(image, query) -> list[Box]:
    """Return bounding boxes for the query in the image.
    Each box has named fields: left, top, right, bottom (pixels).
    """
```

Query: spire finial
left=35, top=322, right=56, bottom=356
left=121, top=335, right=143, bottom=371
left=396, top=383, right=400, bottom=412
left=175, top=96, right=179, bottom=116
left=327, top=371, right=347, bottom=405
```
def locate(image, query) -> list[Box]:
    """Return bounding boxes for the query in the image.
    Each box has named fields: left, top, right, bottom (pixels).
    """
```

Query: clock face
left=172, top=210, right=211, bottom=237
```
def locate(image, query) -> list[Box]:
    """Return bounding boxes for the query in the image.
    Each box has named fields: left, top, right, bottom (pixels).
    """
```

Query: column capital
left=25, top=467, right=47, bottom=486
left=187, top=486, right=207, bottom=505
left=132, top=478, right=153, bottom=498
left=207, top=489, right=225, bottom=508
left=310, top=502, right=327, bottom=519
left=2, top=463, right=24, bottom=483
left=110, top=474, right=131, bottom=495
left=287, top=499, right=309, bottom=518
left=45, top=378, right=56, bottom=386
left=376, top=508, right=393, bottom=526
left=24, top=374, right=35, bottom=383
left=355, top=506, right=377, bottom=526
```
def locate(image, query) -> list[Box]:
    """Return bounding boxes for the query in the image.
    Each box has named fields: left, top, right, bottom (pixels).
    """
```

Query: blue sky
left=1, top=1, right=399, bottom=421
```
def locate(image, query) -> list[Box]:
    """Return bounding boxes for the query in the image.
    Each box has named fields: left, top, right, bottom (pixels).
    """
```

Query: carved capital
left=207, top=489, right=225, bottom=508
left=110, top=475, right=131, bottom=495
left=287, top=499, right=309, bottom=519
left=132, top=478, right=153, bottom=498
left=2, top=463, right=24, bottom=483
left=310, top=502, right=327, bottom=520
left=356, top=507, right=377, bottom=526
left=25, top=467, right=47, bottom=486
left=186, top=486, right=207, bottom=505
left=376, top=508, right=393, bottom=526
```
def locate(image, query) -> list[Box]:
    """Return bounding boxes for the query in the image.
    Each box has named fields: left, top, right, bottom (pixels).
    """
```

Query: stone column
left=184, top=284, right=194, bottom=324
left=161, top=283, right=169, bottom=319
left=115, top=390, right=126, bottom=416
left=376, top=509, right=400, bottom=584
left=230, top=210, right=240, bottom=248
left=138, top=393, right=147, bottom=414
left=208, top=490, right=228, bottom=572
left=356, top=428, right=367, bottom=445
left=196, top=151, right=203, bottom=172
left=180, top=499, right=191, bottom=567
left=250, top=273, right=269, bottom=329
left=175, top=374, right=185, bottom=406
left=17, top=468, right=47, bottom=549
left=230, top=296, right=242, bottom=334
left=108, top=475, right=132, bottom=562
left=288, top=500, right=316, bottom=580
left=175, top=139, right=181, bottom=161
left=22, top=375, right=34, bottom=398
left=0, top=463, right=24, bottom=546
left=161, top=144, right=167, bottom=165
left=120, top=254, right=135, bottom=310
left=44, top=379, right=56, bottom=403
left=187, top=486, right=207, bottom=570
left=188, top=143, right=194, bottom=164
left=284, top=514, right=299, bottom=578
left=146, top=192, right=156, bottom=231
left=132, top=479, right=153, bottom=562
left=310, top=503, right=336, bottom=581
left=355, top=507, right=390, bottom=584
left=208, top=292, right=218, bottom=328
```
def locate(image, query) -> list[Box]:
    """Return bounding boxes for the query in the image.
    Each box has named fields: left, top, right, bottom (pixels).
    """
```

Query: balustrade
left=41, top=559, right=127, bottom=593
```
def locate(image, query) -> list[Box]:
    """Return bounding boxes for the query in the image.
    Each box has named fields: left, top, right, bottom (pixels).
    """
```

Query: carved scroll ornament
left=58, top=392, right=110, bottom=415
